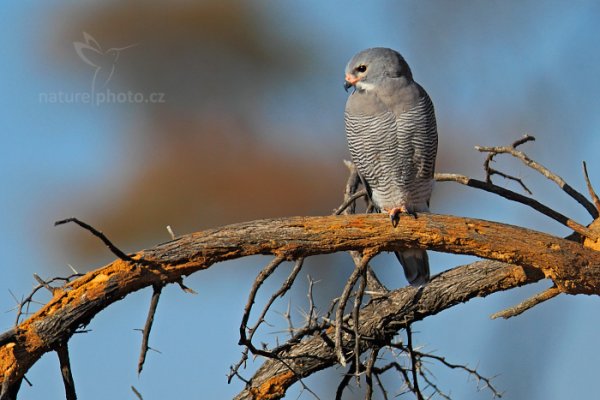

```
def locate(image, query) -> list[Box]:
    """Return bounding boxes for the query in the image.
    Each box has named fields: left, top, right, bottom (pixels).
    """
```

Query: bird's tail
left=395, top=249, right=430, bottom=287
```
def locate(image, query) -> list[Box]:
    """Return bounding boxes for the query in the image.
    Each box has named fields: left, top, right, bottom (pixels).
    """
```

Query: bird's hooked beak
left=344, top=73, right=360, bottom=92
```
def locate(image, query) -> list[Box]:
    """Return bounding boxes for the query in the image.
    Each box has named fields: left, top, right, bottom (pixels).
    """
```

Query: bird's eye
left=356, top=65, right=367, bottom=73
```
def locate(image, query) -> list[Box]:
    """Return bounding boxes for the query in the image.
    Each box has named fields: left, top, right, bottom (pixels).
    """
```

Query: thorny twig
left=373, top=361, right=417, bottom=396
left=305, top=275, right=318, bottom=329
left=10, top=274, right=82, bottom=326
left=335, top=360, right=357, bottom=400
left=54, top=218, right=173, bottom=272
left=176, top=278, right=198, bottom=295
left=230, top=157, right=508, bottom=397
left=419, top=368, right=452, bottom=400
left=418, top=351, right=503, bottom=398
left=230, top=160, right=380, bottom=384
left=352, top=265, right=368, bottom=383
left=16, top=137, right=589, bottom=399
left=137, top=284, right=163, bottom=375
left=406, top=325, right=423, bottom=400
left=229, top=256, right=303, bottom=383
left=374, top=373, right=389, bottom=400
left=364, top=347, right=379, bottom=400
left=238, top=255, right=286, bottom=355
left=341, top=161, right=389, bottom=296
left=335, top=253, right=372, bottom=367
left=390, top=342, right=503, bottom=398
left=335, top=351, right=401, bottom=400
left=282, top=299, right=294, bottom=339
left=248, top=259, right=305, bottom=339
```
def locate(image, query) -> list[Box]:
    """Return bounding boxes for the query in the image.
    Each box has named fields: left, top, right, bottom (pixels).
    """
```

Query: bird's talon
left=388, top=208, right=402, bottom=227
left=390, top=213, right=400, bottom=227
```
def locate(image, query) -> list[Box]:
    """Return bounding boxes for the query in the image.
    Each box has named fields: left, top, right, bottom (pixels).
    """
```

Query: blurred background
left=2, top=1, right=600, bottom=398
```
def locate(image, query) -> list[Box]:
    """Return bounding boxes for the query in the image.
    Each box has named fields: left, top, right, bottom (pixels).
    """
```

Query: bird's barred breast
left=345, top=95, right=437, bottom=211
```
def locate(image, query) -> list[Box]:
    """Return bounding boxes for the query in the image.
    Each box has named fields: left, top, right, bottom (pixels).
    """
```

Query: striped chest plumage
left=345, top=93, right=438, bottom=212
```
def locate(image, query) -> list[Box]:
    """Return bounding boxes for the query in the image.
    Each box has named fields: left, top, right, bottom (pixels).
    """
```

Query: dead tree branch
left=490, top=286, right=561, bottom=320
left=3, top=136, right=600, bottom=399
left=583, top=161, right=600, bottom=214
left=137, top=284, right=163, bottom=375
left=475, top=135, right=599, bottom=219
left=233, top=260, right=539, bottom=400
left=434, top=173, right=598, bottom=241
left=1, top=213, right=599, bottom=396
left=54, top=218, right=135, bottom=262
left=56, top=341, right=76, bottom=400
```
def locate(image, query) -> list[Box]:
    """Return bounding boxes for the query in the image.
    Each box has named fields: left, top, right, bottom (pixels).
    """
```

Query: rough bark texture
left=1, top=213, right=599, bottom=396
left=235, top=260, right=544, bottom=400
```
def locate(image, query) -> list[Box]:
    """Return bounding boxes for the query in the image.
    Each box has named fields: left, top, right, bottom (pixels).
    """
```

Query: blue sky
left=1, top=1, right=600, bottom=399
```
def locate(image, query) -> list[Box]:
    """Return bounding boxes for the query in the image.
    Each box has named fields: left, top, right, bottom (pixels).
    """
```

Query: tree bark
left=234, top=260, right=544, bottom=400
left=1, top=213, right=598, bottom=396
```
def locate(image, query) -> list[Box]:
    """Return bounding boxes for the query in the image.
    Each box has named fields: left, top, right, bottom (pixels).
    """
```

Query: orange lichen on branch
left=1, top=213, right=599, bottom=393
left=248, top=371, right=294, bottom=400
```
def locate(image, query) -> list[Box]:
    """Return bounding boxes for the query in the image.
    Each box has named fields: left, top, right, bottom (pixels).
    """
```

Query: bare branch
left=340, top=161, right=388, bottom=299
left=250, top=259, right=304, bottom=338
left=352, top=265, right=368, bottom=383
left=33, top=274, right=55, bottom=294
left=131, top=386, right=144, bottom=400
left=137, top=285, right=163, bottom=375
left=56, top=341, right=77, bottom=400
left=2, top=213, right=599, bottom=394
left=479, top=135, right=535, bottom=194
left=335, top=253, right=373, bottom=367
left=10, top=274, right=83, bottom=327
left=491, top=286, right=561, bottom=320
left=54, top=217, right=134, bottom=262
left=234, top=260, right=543, bottom=399
left=238, top=255, right=286, bottom=355
left=419, top=370, right=452, bottom=400
left=416, top=351, right=503, bottom=398
left=305, top=275, right=318, bottom=329
left=334, top=190, right=368, bottom=215
left=582, top=161, right=600, bottom=214
left=475, top=135, right=599, bottom=219
left=335, top=362, right=356, bottom=400
left=176, top=278, right=197, bottom=294
left=406, top=325, right=424, bottom=400
left=364, top=348, right=379, bottom=400
left=0, top=328, right=16, bottom=348
left=2, top=139, right=597, bottom=399
left=435, top=173, right=598, bottom=241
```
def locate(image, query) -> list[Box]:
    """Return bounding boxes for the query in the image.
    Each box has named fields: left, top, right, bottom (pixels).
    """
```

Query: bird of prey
left=343, top=47, right=438, bottom=286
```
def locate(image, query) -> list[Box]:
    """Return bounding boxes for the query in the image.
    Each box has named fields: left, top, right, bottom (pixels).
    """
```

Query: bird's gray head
left=344, top=47, right=413, bottom=92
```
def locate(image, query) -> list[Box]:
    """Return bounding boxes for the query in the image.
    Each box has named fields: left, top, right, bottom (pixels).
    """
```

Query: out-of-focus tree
left=52, top=1, right=345, bottom=257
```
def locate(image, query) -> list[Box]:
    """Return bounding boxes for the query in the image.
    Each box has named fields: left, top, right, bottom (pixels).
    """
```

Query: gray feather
left=343, top=47, right=438, bottom=286
left=395, top=249, right=430, bottom=287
